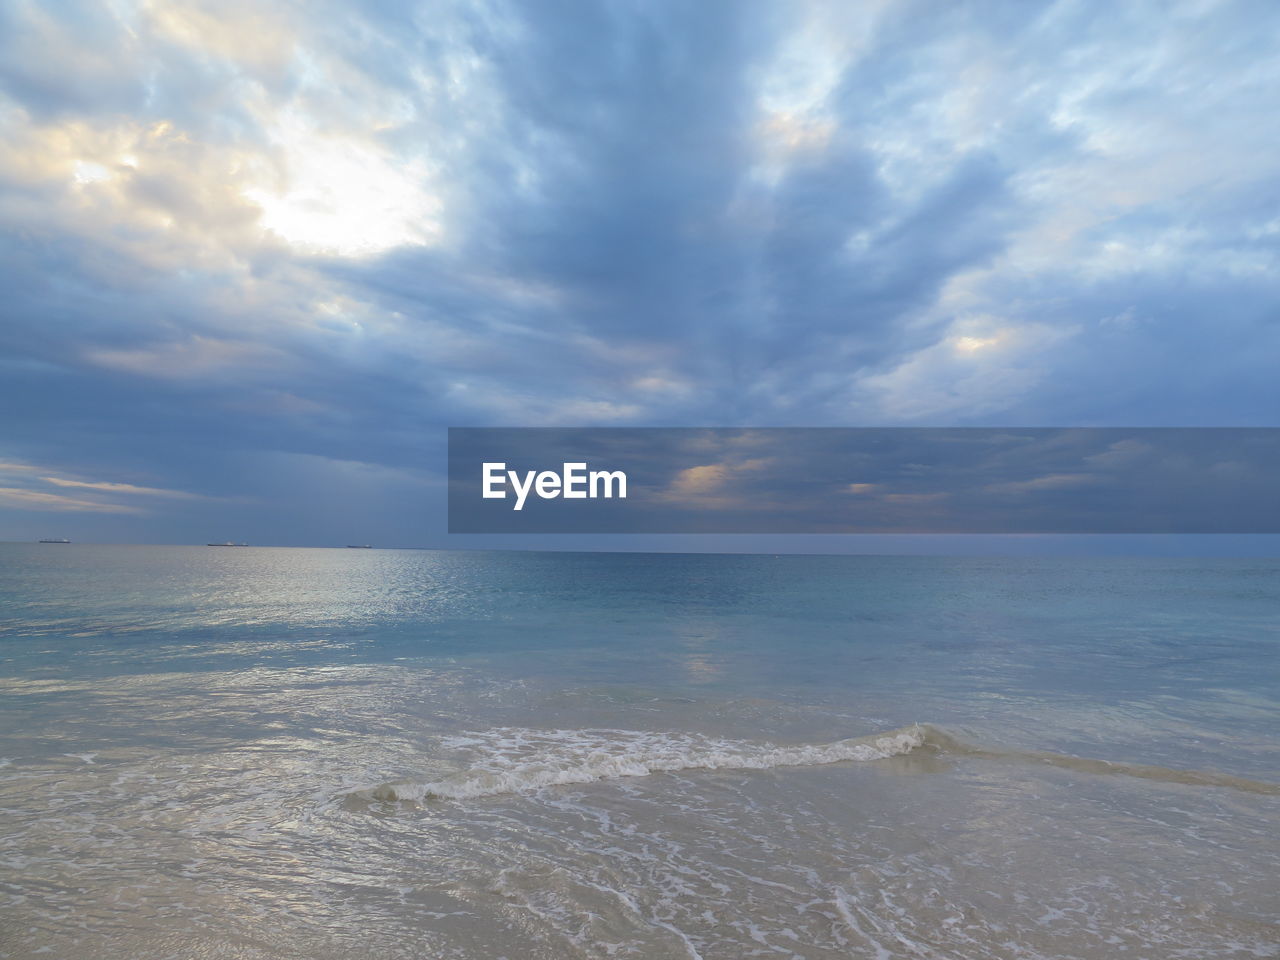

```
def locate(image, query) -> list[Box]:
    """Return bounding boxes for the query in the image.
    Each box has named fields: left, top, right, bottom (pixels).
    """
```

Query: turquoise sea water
left=1, top=545, right=1277, bottom=958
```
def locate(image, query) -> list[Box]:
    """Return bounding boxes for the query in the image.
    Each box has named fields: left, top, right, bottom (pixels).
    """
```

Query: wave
left=349, top=724, right=1280, bottom=803
left=351, top=725, right=929, bottom=802
left=930, top=729, right=1280, bottom=796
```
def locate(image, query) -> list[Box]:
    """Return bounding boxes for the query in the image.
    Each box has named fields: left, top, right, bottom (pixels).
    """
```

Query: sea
left=0, top=544, right=1277, bottom=959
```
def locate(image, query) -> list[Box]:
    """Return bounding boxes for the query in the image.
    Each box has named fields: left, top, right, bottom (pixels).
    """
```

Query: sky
left=1, top=0, right=1278, bottom=549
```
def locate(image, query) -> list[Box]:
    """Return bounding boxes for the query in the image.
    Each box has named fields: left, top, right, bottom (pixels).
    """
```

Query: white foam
left=355, top=725, right=928, bottom=802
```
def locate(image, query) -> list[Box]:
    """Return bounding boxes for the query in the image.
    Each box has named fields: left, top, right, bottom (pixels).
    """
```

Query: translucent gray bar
left=448, top=428, right=1280, bottom=534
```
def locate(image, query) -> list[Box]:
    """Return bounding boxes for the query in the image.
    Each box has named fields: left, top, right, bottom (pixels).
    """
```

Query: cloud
left=985, top=473, right=1099, bottom=495
left=0, top=487, right=143, bottom=514
left=0, top=0, right=1277, bottom=543
left=668, top=464, right=731, bottom=497
left=244, top=114, right=443, bottom=256
left=85, top=336, right=288, bottom=379
left=42, top=477, right=206, bottom=499
left=0, top=459, right=218, bottom=522
left=882, top=492, right=950, bottom=504
left=657, top=457, right=778, bottom=511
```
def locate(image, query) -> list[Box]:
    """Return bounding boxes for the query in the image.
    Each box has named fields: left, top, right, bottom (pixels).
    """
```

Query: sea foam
left=349, top=723, right=1280, bottom=804
left=354, top=725, right=930, bottom=802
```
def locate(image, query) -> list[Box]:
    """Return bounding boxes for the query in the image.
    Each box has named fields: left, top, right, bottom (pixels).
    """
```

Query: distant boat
left=38, top=537, right=71, bottom=544
left=207, top=542, right=249, bottom=547
left=346, top=544, right=372, bottom=549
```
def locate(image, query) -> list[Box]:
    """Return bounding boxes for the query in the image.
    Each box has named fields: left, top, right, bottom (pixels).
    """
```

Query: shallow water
left=1, top=545, right=1277, bottom=958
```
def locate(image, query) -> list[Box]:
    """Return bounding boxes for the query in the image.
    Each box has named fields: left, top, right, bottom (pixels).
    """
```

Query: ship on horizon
left=206, top=541, right=249, bottom=547
left=38, top=537, right=71, bottom=544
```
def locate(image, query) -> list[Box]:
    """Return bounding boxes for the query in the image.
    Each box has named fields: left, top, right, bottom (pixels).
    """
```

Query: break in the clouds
left=1, top=0, right=1278, bottom=545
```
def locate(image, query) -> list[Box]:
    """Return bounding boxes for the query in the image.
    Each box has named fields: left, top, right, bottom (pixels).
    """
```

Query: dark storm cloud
left=0, top=0, right=1277, bottom=544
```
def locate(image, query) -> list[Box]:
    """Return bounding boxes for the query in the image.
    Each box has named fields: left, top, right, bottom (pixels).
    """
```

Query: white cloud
left=244, top=113, right=442, bottom=257
left=85, top=336, right=288, bottom=379
left=0, top=486, right=144, bottom=514
left=42, top=477, right=206, bottom=499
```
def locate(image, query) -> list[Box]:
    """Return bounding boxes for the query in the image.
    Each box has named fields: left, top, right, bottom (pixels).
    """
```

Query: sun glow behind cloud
left=244, top=119, right=442, bottom=257
left=5, top=10, right=442, bottom=262
left=953, top=334, right=1000, bottom=353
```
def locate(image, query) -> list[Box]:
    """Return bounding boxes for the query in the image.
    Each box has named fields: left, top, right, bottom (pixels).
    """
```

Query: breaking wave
left=351, top=725, right=929, bottom=802
left=347, top=723, right=1280, bottom=804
